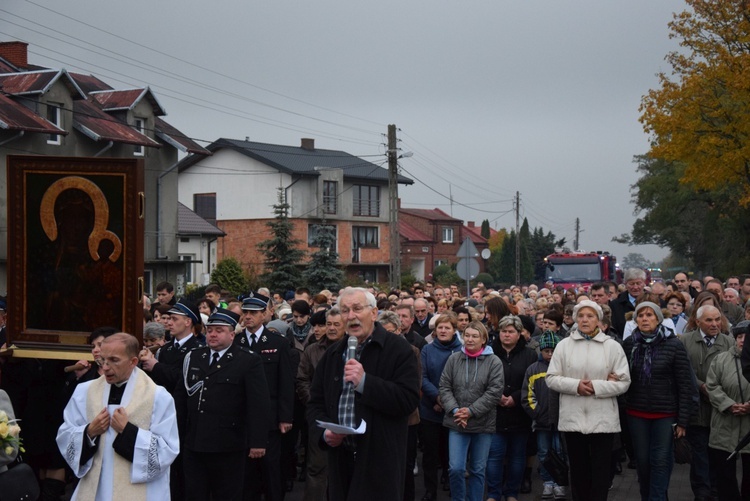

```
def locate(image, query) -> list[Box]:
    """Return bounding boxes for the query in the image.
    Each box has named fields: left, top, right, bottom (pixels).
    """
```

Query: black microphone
left=346, top=336, right=357, bottom=362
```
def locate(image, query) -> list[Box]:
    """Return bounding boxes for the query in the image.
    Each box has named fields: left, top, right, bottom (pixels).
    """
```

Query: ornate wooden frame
left=7, top=156, right=144, bottom=351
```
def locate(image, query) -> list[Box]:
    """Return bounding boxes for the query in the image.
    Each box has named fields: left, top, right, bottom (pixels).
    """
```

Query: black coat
left=175, top=344, right=271, bottom=452
left=149, top=334, right=204, bottom=393
left=234, top=325, right=295, bottom=428
left=610, top=291, right=635, bottom=337
left=490, top=337, right=537, bottom=433
left=412, top=314, right=433, bottom=338
left=623, top=330, right=698, bottom=428
left=307, top=323, right=420, bottom=501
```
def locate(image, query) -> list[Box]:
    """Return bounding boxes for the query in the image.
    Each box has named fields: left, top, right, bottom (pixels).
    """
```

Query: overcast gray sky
left=3, top=0, right=688, bottom=264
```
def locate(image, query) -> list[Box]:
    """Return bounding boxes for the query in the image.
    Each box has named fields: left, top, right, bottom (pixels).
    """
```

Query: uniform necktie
left=211, top=352, right=220, bottom=366
left=250, top=333, right=258, bottom=350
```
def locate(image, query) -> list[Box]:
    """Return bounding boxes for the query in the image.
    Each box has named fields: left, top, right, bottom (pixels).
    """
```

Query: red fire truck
left=543, top=251, right=621, bottom=291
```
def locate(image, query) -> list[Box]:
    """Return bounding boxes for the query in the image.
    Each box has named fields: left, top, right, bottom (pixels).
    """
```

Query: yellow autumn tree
left=640, top=0, right=750, bottom=205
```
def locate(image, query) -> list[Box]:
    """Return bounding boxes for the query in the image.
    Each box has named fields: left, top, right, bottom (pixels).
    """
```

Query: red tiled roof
left=69, top=72, right=113, bottom=94
left=399, top=220, right=432, bottom=242
left=461, top=224, right=488, bottom=244
left=0, top=93, right=67, bottom=134
left=73, top=98, right=160, bottom=147
left=90, top=88, right=166, bottom=116
left=399, top=207, right=462, bottom=222
left=155, top=117, right=211, bottom=155
left=0, top=69, right=84, bottom=98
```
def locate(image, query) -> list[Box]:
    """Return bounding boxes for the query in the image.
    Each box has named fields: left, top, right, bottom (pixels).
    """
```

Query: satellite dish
left=481, top=248, right=491, bottom=260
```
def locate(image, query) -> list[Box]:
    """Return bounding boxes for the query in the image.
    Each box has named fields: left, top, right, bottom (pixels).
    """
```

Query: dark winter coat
left=521, top=356, right=560, bottom=431
left=490, top=337, right=538, bottom=433
left=307, top=323, right=420, bottom=501
left=623, top=326, right=697, bottom=429
left=420, top=334, right=464, bottom=423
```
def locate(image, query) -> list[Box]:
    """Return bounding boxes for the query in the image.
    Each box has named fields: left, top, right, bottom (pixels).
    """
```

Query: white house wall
left=178, top=149, right=292, bottom=219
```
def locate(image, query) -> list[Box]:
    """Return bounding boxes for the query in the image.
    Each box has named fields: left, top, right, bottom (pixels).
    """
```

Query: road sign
left=456, top=257, right=480, bottom=280
left=456, top=237, right=479, bottom=258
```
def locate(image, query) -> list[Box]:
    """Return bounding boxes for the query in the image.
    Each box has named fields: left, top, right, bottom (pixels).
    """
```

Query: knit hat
left=518, top=314, right=536, bottom=335
left=732, top=320, right=750, bottom=338
left=573, top=299, right=603, bottom=321
left=539, top=330, right=561, bottom=350
left=634, top=301, right=664, bottom=323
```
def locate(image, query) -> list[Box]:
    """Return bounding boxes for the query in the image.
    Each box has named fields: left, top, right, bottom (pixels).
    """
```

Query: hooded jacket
left=490, top=336, right=538, bottom=433
left=521, top=356, right=560, bottom=431
left=439, top=345, right=504, bottom=434
left=546, top=328, right=631, bottom=434
left=420, top=333, right=463, bottom=423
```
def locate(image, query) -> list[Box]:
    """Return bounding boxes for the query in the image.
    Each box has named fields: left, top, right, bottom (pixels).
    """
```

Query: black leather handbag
left=0, top=463, right=40, bottom=501
left=542, top=448, right=570, bottom=487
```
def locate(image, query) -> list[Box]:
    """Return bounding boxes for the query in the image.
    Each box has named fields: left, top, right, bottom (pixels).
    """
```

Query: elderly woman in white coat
left=546, top=300, right=631, bottom=501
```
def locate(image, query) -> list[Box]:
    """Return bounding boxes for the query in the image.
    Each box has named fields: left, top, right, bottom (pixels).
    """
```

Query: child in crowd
left=521, top=331, right=567, bottom=500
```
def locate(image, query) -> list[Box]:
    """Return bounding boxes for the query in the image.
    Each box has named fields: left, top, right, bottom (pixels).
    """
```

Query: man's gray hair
left=725, top=288, right=739, bottom=298
left=326, top=306, right=341, bottom=319
left=338, top=287, right=377, bottom=309
left=696, top=304, right=720, bottom=319
left=624, top=268, right=647, bottom=282
left=143, top=321, right=166, bottom=340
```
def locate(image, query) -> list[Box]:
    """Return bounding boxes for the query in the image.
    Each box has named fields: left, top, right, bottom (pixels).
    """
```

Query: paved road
left=283, top=455, right=698, bottom=500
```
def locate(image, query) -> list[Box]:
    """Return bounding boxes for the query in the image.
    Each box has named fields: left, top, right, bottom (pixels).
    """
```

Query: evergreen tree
left=257, top=188, right=305, bottom=292
left=210, top=258, right=249, bottom=298
left=480, top=219, right=491, bottom=239
left=302, top=222, right=344, bottom=292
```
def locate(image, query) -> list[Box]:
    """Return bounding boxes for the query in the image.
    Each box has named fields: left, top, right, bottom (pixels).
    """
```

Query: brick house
left=0, top=41, right=211, bottom=295
left=177, top=137, right=412, bottom=285
left=399, top=207, right=492, bottom=281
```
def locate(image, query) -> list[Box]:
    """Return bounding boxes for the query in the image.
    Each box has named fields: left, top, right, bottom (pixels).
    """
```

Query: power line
left=17, top=2, right=386, bottom=128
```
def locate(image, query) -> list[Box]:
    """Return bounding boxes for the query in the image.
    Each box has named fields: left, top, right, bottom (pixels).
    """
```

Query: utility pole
left=387, top=124, right=401, bottom=290
left=574, top=217, right=580, bottom=250
left=515, top=191, right=520, bottom=285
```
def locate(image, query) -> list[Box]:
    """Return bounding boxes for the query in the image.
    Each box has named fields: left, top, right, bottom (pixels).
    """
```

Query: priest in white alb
left=57, top=332, right=179, bottom=500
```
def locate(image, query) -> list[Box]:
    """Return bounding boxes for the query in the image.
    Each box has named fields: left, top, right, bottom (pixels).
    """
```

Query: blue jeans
left=628, top=415, right=675, bottom=501
left=485, top=430, right=529, bottom=499
left=447, top=430, right=493, bottom=501
left=537, top=429, right=566, bottom=485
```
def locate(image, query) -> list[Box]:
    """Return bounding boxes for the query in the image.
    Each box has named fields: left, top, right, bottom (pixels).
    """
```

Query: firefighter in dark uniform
left=175, top=308, right=271, bottom=501
left=140, top=299, right=205, bottom=500
left=235, top=294, right=295, bottom=501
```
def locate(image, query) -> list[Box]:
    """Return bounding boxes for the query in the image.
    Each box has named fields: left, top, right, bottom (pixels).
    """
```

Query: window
left=133, top=118, right=145, bottom=156
left=359, top=269, right=378, bottom=283
left=194, top=193, right=217, bottom=225
left=442, top=227, right=454, bottom=243
left=435, top=259, right=448, bottom=267
left=179, top=255, right=194, bottom=283
left=143, top=269, right=153, bottom=296
left=323, top=181, right=337, bottom=215
left=308, top=224, right=337, bottom=248
left=352, top=226, right=379, bottom=249
left=353, top=185, right=380, bottom=217
left=46, top=102, right=61, bottom=145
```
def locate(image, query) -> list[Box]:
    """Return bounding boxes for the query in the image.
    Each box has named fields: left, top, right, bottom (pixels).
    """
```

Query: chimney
left=0, top=41, right=28, bottom=69
left=468, top=221, right=475, bottom=228
left=301, top=138, right=315, bottom=150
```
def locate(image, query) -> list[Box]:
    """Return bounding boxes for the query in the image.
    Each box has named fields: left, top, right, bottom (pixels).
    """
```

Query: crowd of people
left=2, top=272, right=750, bottom=500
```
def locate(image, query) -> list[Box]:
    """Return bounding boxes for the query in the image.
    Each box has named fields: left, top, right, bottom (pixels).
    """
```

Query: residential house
left=177, top=137, right=412, bottom=285
left=177, top=202, right=225, bottom=287
left=399, top=207, right=492, bottom=281
left=0, top=41, right=211, bottom=295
